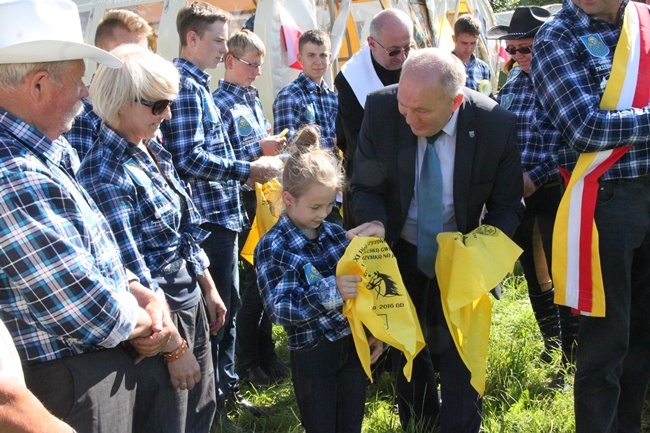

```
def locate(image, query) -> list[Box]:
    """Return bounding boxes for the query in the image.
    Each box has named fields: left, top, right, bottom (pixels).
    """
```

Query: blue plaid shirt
left=255, top=214, right=351, bottom=350
left=0, top=110, right=140, bottom=363
left=77, top=124, right=210, bottom=309
left=531, top=0, right=650, bottom=179
left=455, top=53, right=491, bottom=91
left=63, top=98, right=101, bottom=162
left=160, top=58, right=250, bottom=231
left=213, top=79, right=271, bottom=162
left=497, top=68, right=559, bottom=187
left=272, top=72, right=338, bottom=151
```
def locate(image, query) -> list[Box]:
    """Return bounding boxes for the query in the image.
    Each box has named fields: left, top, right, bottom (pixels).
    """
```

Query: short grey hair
left=401, top=48, right=466, bottom=98
left=90, top=44, right=179, bottom=127
left=0, top=61, right=71, bottom=88
left=369, top=9, right=413, bottom=40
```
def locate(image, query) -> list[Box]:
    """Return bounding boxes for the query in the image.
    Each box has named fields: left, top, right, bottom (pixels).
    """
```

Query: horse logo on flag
left=367, top=271, right=401, bottom=299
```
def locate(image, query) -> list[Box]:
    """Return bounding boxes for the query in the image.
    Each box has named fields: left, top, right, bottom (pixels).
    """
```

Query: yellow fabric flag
left=435, top=225, right=522, bottom=395
left=337, top=237, right=425, bottom=382
left=241, top=178, right=283, bottom=265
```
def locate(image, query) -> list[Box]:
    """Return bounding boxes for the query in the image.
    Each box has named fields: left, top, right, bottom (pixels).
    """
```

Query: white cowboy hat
left=0, top=0, right=122, bottom=67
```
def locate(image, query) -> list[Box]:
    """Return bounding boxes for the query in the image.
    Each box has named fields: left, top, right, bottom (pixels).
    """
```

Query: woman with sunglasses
left=77, top=44, right=226, bottom=433
left=488, top=6, right=579, bottom=376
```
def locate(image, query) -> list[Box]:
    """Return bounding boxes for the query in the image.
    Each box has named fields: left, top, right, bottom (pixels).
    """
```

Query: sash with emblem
left=553, top=1, right=650, bottom=317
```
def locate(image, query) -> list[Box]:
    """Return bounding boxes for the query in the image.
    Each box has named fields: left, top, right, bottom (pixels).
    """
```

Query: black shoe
left=213, top=414, right=253, bottom=433
left=262, top=357, right=291, bottom=381
left=242, top=365, right=273, bottom=387
left=226, top=391, right=266, bottom=418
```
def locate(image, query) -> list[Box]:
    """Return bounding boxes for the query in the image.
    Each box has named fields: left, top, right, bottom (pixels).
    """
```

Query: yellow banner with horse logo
left=337, top=237, right=425, bottom=381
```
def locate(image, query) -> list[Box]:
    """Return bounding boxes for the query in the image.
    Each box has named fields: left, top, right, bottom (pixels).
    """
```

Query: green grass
left=220, top=274, right=649, bottom=432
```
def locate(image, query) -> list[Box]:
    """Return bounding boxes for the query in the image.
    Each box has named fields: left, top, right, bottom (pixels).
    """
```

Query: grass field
left=220, top=273, right=650, bottom=432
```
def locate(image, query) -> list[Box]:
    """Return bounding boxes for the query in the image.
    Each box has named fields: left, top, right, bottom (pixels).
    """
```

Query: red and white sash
left=553, top=2, right=650, bottom=317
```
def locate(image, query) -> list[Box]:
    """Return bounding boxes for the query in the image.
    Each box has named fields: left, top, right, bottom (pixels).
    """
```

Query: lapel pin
left=469, top=131, right=475, bottom=138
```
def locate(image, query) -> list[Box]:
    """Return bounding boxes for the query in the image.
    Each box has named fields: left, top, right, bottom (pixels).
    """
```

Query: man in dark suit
left=348, top=48, right=524, bottom=433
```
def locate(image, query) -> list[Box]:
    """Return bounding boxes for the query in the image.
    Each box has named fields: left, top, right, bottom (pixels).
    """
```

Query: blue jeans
left=201, top=223, right=241, bottom=409
left=574, top=177, right=650, bottom=433
left=236, top=190, right=278, bottom=371
left=236, top=257, right=277, bottom=370
left=290, top=335, right=368, bottom=433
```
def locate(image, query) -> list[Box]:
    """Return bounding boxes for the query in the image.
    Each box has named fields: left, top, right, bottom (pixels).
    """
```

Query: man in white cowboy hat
left=0, top=1, right=174, bottom=432
left=531, top=0, right=650, bottom=429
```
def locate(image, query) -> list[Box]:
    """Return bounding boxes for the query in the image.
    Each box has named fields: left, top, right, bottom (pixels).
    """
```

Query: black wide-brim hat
left=486, top=6, right=552, bottom=40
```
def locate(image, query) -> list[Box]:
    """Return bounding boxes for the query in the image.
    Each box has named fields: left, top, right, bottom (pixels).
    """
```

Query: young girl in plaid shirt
left=255, top=126, right=382, bottom=433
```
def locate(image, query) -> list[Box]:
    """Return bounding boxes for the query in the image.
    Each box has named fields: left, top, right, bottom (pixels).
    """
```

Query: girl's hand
left=368, top=336, right=384, bottom=364
left=336, top=275, right=361, bottom=300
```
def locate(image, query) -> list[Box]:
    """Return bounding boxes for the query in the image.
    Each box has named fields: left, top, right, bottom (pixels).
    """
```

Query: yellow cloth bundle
left=241, top=178, right=283, bottom=265
left=435, top=225, right=522, bottom=395
left=337, top=237, right=425, bottom=382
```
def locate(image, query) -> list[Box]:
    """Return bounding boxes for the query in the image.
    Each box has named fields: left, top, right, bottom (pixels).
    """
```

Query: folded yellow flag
left=337, top=237, right=425, bottom=382
left=241, top=178, right=283, bottom=265
left=435, top=225, right=522, bottom=395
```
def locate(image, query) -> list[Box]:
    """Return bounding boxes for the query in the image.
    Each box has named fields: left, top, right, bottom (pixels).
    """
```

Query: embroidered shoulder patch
left=304, top=104, right=316, bottom=122
left=580, top=34, right=610, bottom=58
left=236, top=116, right=253, bottom=137
left=500, top=93, right=515, bottom=110
left=303, top=263, right=322, bottom=285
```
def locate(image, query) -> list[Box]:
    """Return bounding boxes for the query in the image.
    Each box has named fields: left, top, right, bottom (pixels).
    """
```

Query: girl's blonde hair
left=282, top=125, right=344, bottom=198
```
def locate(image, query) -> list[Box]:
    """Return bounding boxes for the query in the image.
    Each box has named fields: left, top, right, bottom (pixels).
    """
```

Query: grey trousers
left=134, top=300, right=216, bottom=433
left=24, top=345, right=137, bottom=433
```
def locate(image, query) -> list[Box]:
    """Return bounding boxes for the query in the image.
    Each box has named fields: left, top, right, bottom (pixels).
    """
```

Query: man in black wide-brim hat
left=488, top=6, right=580, bottom=383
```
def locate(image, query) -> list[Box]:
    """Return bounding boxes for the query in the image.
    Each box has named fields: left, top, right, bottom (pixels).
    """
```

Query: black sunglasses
left=505, top=46, right=532, bottom=55
left=373, top=38, right=414, bottom=57
left=138, top=99, right=173, bottom=115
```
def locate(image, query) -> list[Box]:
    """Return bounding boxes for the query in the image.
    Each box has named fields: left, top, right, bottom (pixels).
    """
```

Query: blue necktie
left=417, top=132, right=444, bottom=278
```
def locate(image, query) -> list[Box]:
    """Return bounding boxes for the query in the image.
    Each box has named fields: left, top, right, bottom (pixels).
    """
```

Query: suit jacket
left=350, top=84, right=524, bottom=246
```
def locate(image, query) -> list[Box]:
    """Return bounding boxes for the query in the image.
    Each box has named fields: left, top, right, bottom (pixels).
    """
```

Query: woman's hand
left=197, top=270, right=227, bottom=335
left=167, top=350, right=201, bottom=391
left=205, top=287, right=227, bottom=335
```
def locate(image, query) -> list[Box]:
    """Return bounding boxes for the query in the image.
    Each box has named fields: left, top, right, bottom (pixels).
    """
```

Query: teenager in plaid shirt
left=272, top=30, right=338, bottom=152
left=452, top=14, right=491, bottom=92
left=158, top=2, right=279, bottom=430
left=212, top=29, right=289, bottom=388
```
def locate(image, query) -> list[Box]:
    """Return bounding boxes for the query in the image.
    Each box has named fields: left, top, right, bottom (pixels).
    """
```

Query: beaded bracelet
left=163, top=339, right=188, bottom=363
